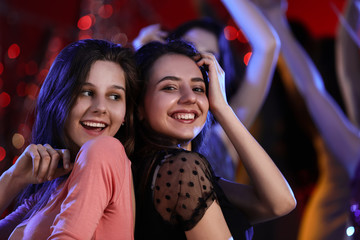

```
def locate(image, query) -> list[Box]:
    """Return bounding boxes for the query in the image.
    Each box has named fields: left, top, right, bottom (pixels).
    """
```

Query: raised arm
left=132, top=24, right=168, bottom=51
left=335, top=0, right=360, bottom=127
left=221, top=0, right=280, bottom=128
left=197, top=52, right=296, bottom=224
left=257, top=0, right=360, bottom=178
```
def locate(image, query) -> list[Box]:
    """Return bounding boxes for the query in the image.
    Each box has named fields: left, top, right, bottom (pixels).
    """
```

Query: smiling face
left=64, top=60, right=126, bottom=153
left=141, top=53, right=209, bottom=149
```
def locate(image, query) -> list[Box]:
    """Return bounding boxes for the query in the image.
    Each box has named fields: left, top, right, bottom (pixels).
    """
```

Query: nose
left=91, top=96, right=107, bottom=114
left=179, top=86, right=196, bottom=104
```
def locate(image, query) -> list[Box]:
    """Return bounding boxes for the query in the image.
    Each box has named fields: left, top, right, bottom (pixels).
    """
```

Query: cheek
left=143, top=92, right=165, bottom=118
left=199, top=96, right=209, bottom=113
left=65, top=108, right=77, bottom=131
left=144, top=100, right=160, bottom=121
left=114, top=103, right=126, bottom=124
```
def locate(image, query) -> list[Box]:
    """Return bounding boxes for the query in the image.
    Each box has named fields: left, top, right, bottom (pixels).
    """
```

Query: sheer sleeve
left=152, top=150, right=217, bottom=231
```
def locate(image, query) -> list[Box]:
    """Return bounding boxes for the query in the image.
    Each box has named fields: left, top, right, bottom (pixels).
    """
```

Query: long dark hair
left=131, top=40, right=214, bottom=194
left=17, top=39, right=138, bottom=220
left=168, top=17, right=245, bottom=101
left=134, top=40, right=213, bottom=154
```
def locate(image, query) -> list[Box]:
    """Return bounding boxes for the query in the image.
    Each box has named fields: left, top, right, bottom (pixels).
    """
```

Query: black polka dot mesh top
left=151, top=150, right=217, bottom=230
left=133, top=148, right=253, bottom=240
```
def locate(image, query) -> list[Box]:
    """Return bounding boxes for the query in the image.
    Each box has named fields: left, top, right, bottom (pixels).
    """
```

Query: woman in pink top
left=0, top=39, right=137, bottom=239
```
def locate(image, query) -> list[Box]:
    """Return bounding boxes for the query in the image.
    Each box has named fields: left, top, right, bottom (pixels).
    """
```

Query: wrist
left=5, top=166, right=29, bottom=190
left=210, top=103, right=232, bottom=119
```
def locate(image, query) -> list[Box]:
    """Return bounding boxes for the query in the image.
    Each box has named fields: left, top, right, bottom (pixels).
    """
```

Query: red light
left=0, top=147, right=5, bottom=161
left=48, top=37, right=62, bottom=52
left=0, top=92, right=11, bottom=107
left=237, top=30, right=248, bottom=43
left=78, top=32, right=92, bottom=40
left=8, top=43, right=21, bottom=59
left=37, top=69, right=49, bottom=83
left=77, top=15, right=93, bottom=30
left=26, top=83, right=40, bottom=100
left=98, top=4, right=113, bottom=19
left=243, top=52, right=252, bottom=66
left=13, top=156, right=19, bottom=165
left=224, top=26, right=238, bottom=41
left=0, top=62, right=3, bottom=75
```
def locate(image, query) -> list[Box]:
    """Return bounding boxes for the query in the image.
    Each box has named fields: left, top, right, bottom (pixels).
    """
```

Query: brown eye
left=162, top=85, right=177, bottom=91
left=109, top=92, right=124, bottom=101
left=193, top=87, right=205, bottom=93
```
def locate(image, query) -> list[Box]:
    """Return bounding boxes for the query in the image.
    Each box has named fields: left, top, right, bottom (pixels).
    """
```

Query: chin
left=172, top=133, right=195, bottom=141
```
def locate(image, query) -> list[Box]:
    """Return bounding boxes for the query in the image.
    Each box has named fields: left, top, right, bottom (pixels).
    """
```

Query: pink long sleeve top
left=5, top=136, right=134, bottom=240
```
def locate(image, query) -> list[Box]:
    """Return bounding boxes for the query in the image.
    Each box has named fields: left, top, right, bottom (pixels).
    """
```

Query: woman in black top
left=131, top=40, right=296, bottom=239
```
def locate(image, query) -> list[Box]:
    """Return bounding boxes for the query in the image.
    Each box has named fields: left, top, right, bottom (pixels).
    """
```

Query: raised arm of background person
left=197, top=52, right=296, bottom=225
left=335, top=0, right=360, bottom=127
left=132, top=24, right=168, bottom=50
left=0, top=144, right=72, bottom=215
left=258, top=0, right=360, bottom=178
left=221, top=0, right=280, bottom=128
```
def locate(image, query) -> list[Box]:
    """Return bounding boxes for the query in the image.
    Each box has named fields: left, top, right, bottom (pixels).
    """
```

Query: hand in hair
left=196, top=52, right=228, bottom=114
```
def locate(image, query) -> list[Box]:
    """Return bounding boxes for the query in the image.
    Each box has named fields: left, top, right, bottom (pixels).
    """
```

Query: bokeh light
left=78, top=31, right=93, bottom=40
left=37, top=69, right=49, bottom=83
left=243, top=52, right=252, bottom=66
left=0, top=147, right=6, bottom=162
left=24, top=97, right=36, bottom=112
left=48, top=37, right=63, bottom=52
left=12, top=156, right=18, bottom=165
left=26, top=83, right=40, bottom=100
left=98, top=4, right=113, bottom=19
left=224, top=26, right=238, bottom=41
left=8, top=43, right=21, bottom=59
left=12, top=133, right=25, bottom=149
left=346, top=226, right=355, bottom=236
left=77, top=15, right=93, bottom=30
left=237, top=30, right=248, bottom=43
left=0, top=92, right=11, bottom=107
left=111, top=32, right=128, bottom=45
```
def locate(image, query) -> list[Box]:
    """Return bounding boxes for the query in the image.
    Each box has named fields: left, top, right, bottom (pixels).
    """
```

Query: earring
left=121, top=122, right=125, bottom=126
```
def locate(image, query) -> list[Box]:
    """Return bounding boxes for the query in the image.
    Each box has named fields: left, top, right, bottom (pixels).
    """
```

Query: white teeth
left=82, top=122, right=106, bottom=128
left=173, top=113, right=195, bottom=120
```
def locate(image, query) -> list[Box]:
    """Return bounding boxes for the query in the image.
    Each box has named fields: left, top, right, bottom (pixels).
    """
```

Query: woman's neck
left=178, top=141, right=192, bottom=151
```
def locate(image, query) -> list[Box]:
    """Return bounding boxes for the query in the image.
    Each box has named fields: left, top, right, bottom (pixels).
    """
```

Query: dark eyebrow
left=157, top=76, right=205, bottom=84
left=83, top=82, right=125, bottom=91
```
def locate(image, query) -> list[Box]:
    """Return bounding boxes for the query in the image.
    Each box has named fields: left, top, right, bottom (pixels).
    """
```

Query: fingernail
left=65, top=164, right=69, bottom=169
left=48, top=176, right=52, bottom=181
